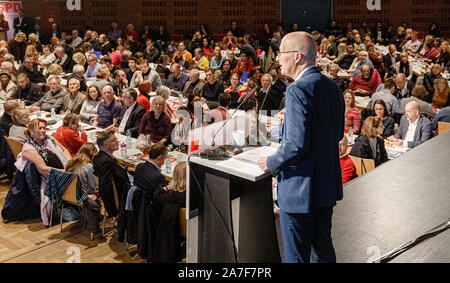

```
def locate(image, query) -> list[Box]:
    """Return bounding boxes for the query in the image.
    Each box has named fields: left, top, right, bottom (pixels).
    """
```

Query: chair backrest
left=5, top=137, right=23, bottom=160
left=112, top=182, right=119, bottom=209
left=158, top=72, right=165, bottom=79
left=179, top=207, right=186, bottom=238
left=206, top=52, right=214, bottom=62
left=438, top=122, right=450, bottom=135
left=349, top=155, right=376, bottom=176
left=61, top=176, right=80, bottom=205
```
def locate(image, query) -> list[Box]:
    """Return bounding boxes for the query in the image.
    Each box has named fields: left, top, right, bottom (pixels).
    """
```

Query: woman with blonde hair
left=349, top=116, right=388, bottom=167
left=7, top=32, right=27, bottom=62
left=8, top=107, right=30, bottom=143
left=431, top=77, right=449, bottom=109
left=47, top=63, right=62, bottom=76
left=154, top=161, right=186, bottom=204
left=72, top=52, right=87, bottom=66
left=65, top=143, right=101, bottom=234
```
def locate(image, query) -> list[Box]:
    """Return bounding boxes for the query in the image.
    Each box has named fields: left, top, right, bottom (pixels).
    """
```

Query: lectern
left=186, top=153, right=281, bottom=263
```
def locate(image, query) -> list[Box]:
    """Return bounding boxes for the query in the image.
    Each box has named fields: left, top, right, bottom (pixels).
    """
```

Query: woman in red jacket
left=339, top=135, right=357, bottom=184
left=232, top=52, right=255, bottom=77
left=54, top=113, right=88, bottom=156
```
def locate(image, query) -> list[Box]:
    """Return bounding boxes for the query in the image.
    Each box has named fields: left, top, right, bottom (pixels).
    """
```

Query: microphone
left=200, top=88, right=258, bottom=160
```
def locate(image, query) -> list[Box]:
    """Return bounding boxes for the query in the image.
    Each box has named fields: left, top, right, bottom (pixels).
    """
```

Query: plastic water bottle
left=50, top=108, right=56, bottom=119
left=165, top=154, right=172, bottom=175
left=120, top=142, right=127, bottom=158
left=36, top=109, right=41, bottom=117
left=126, top=129, right=132, bottom=147
left=178, top=93, right=183, bottom=105
left=348, top=126, right=353, bottom=137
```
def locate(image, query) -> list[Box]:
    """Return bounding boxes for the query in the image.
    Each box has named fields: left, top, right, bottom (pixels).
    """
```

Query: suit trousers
left=279, top=207, right=336, bottom=263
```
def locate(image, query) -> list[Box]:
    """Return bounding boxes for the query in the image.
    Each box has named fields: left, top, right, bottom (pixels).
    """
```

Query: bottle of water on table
left=120, top=142, right=127, bottom=158
left=126, top=129, right=132, bottom=147
left=51, top=108, right=56, bottom=119
left=165, top=154, right=172, bottom=175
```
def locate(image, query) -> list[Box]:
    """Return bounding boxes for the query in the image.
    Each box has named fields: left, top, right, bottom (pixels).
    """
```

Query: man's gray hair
left=54, top=46, right=65, bottom=53
left=190, top=69, right=200, bottom=78
left=72, top=64, right=85, bottom=74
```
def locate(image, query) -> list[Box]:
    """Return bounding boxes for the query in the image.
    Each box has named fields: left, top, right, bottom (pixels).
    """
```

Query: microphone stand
left=201, top=88, right=258, bottom=160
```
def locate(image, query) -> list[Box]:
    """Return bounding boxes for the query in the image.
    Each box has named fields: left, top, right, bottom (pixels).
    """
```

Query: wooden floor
left=0, top=176, right=146, bottom=263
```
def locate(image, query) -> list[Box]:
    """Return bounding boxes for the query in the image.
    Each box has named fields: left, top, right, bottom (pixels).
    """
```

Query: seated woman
left=220, top=59, right=233, bottom=88
left=65, top=143, right=101, bottom=235
left=0, top=100, right=19, bottom=134
left=20, top=118, right=72, bottom=226
left=373, top=99, right=395, bottom=138
left=394, top=52, right=413, bottom=81
left=138, top=96, right=172, bottom=144
left=137, top=80, right=152, bottom=112
left=431, top=77, right=449, bottom=110
left=80, top=85, right=102, bottom=124
left=349, top=116, right=388, bottom=167
left=54, top=113, right=88, bottom=156
left=225, top=73, right=252, bottom=108
left=154, top=85, right=175, bottom=119
left=9, top=107, right=30, bottom=143
left=339, top=135, right=357, bottom=184
left=154, top=161, right=186, bottom=206
left=344, top=90, right=362, bottom=135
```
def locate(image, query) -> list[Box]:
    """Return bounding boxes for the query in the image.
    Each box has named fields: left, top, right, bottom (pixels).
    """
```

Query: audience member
left=350, top=116, right=388, bottom=167
left=0, top=72, right=17, bottom=101
left=8, top=107, right=29, bottom=142
left=394, top=52, right=413, bottom=81
left=182, top=69, right=204, bottom=98
left=53, top=113, right=87, bottom=156
left=166, top=63, right=189, bottom=94
left=136, top=80, right=151, bottom=112
left=109, top=69, right=129, bottom=97
left=343, top=90, right=362, bottom=134
left=115, top=88, right=146, bottom=138
left=94, top=85, right=122, bottom=129
left=383, top=44, right=400, bottom=78
left=367, top=78, right=399, bottom=115
left=0, top=100, right=19, bottom=134
left=430, top=77, right=449, bottom=109
left=431, top=106, right=450, bottom=134
left=80, top=85, right=102, bottom=124
left=348, top=64, right=379, bottom=96
left=130, top=59, right=162, bottom=91
left=393, top=73, right=414, bottom=102
left=61, top=78, right=86, bottom=114
left=209, top=93, right=231, bottom=123
left=339, top=135, right=357, bottom=184
left=85, top=53, right=102, bottom=80
left=30, top=75, right=66, bottom=113
left=139, top=95, right=171, bottom=144
left=202, top=68, right=224, bottom=107
left=335, top=41, right=356, bottom=70
left=225, top=73, right=251, bottom=108
left=372, top=99, right=395, bottom=138
left=399, top=85, right=436, bottom=119
left=257, top=74, right=283, bottom=116
left=12, top=73, right=43, bottom=105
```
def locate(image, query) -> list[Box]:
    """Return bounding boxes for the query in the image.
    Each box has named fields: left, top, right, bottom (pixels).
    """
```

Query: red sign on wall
left=42, top=8, right=60, bottom=31
left=0, top=1, right=22, bottom=13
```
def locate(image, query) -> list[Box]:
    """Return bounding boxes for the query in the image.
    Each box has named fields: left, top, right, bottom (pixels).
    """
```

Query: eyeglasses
left=276, top=50, right=300, bottom=58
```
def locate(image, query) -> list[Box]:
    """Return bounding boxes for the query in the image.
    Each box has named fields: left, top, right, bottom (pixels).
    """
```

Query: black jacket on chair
left=93, top=150, right=130, bottom=217
left=350, top=135, right=388, bottom=167
left=116, top=103, right=146, bottom=138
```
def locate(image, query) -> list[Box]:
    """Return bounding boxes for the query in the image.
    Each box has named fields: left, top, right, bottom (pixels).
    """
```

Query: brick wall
left=15, top=0, right=450, bottom=37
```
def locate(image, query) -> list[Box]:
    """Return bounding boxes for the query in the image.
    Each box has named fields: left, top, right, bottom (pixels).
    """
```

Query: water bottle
left=50, top=108, right=56, bottom=119
left=120, top=142, right=127, bottom=158
left=165, top=154, right=172, bottom=175
left=348, top=127, right=353, bottom=137
left=178, top=93, right=183, bottom=105
left=126, top=129, right=132, bottom=147
left=20, top=100, right=25, bottom=108
left=36, top=109, right=41, bottom=117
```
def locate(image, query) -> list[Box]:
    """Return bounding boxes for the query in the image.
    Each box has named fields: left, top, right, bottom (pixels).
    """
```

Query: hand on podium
left=258, top=156, right=268, bottom=173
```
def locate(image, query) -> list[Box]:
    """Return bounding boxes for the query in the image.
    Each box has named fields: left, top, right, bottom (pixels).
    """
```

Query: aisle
left=0, top=178, right=145, bottom=263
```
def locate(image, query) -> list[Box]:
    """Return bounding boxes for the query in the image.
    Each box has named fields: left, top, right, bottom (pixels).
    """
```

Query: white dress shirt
left=118, top=102, right=136, bottom=133
left=403, top=118, right=418, bottom=147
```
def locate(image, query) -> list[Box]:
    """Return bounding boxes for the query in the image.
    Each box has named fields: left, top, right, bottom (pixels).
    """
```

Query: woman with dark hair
left=220, top=59, right=233, bottom=87
left=436, top=41, right=450, bottom=67
left=202, top=37, right=214, bottom=56
left=395, top=52, right=413, bottom=81
left=418, top=36, right=439, bottom=63
left=224, top=73, right=251, bottom=108
left=372, top=99, right=395, bottom=138
left=350, top=116, right=388, bottom=167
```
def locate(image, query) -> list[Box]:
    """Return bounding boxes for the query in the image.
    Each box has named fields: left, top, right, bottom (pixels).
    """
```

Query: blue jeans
left=280, top=207, right=336, bottom=263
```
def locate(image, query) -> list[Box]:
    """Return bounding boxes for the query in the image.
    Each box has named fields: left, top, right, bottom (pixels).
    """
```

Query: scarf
left=25, top=135, right=53, bottom=164
left=399, top=61, right=410, bottom=77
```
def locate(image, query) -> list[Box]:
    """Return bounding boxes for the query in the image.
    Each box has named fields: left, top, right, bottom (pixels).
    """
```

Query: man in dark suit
left=335, top=42, right=356, bottom=70
left=13, top=9, right=34, bottom=36
left=115, top=89, right=146, bottom=138
left=388, top=101, right=432, bottom=149
left=393, top=73, right=414, bottom=101
left=257, top=74, right=283, bottom=117
left=383, top=44, right=401, bottom=79
left=93, top=130, right=130, bottom=221
left=258, top=32, right=345, bottom=263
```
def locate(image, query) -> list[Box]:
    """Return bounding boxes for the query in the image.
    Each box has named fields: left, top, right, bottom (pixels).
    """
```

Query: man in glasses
left=258, top=32, right=345, bottom=263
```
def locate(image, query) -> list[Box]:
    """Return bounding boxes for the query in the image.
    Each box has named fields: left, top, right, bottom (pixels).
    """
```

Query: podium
left=186, top=152, right=281, bottom=263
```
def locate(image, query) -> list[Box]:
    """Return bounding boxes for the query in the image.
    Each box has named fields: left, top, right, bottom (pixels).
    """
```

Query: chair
left=206, top=53, right=214, bottom=62
left=5, top=137, right=23, bottom=160
left=158, top=73, right=165, bottom=79
left=438, top=122, right=450, bottom=135
left=349, top=155, right=376, bottom=176
left=59, top=177, right=83, bottom=233
left=101, top=182, right=119, bottom=237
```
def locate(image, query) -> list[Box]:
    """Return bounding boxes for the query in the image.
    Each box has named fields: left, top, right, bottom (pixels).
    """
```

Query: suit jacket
left=182, top=80, right=204, bottom=98
left=383, top=53, right=400, bottom=76
left=13, top=17, right=34, bottom=35
left=257, top=86, right=283, bottom=116
left=393, top=80, right=415, bottom=100
left=395, top=115, right=432, bottom=148
left=267, top=66, right=345, bottom=213
left=93, top=151, right=130, bottom=217
left=61, top=92, right=86, bottom=114
left=349, top=135, right=388, bottom=167
left=116, top=103, right=146, bottom=138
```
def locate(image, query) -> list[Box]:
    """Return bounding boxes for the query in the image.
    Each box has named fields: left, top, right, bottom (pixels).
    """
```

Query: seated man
left=367, top=78, right=399, bottom=115
left=93, top=130, right=130, bottom=224
left=130, top=59, right=162, bottom=91
left=30, top=75, right=67, bottom=113
left=257, top=74, right=283, bottom=117
left=115, top=88, right=146, bottom=138
left=335, top=41, right=356, bottom=70
left=61, top=78, right=86, bottom=114
left=431, top=106, right=450, bottom=134
left=349, top=50, right=374, bottom=77
left=182, top=69, right=204, bottom=98
left=53, top=113, right=87, bottom=156
left=17, top=57, right=46, bottom=87
left=94, top=85, right=122, bottom=129
left=402, top=31, right=421, bottom=55
left=12, top=73, right=44, bottom=106
left=348, top=64, right=379, bottom=97
left=0, top=73, right=18, bottom=101
left=383, top=44, right=400, bottom=79
left=165, top=63, right=189, bottom=94
left=388, top=101, right=432, bottom=148
left=393, top=73, right=415, bottom=102
left=328, top=63, right=349, bottom=93
left=398, top=85, right=436, bottom=119
left=85, top=53, right=102, bottom=80
left=109, top=69, right=129, bottom=98
left=202, top=68, right=224, bottom=107
left=172, top=41, right=192, bottom=63
left=67, top=64, right=88, bottom=92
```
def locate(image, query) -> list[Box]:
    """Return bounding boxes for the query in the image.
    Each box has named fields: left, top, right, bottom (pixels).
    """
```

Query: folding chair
left=58, top=177, right=83, bottom=233
left=349, top=155, right=376, bottom=176
left=5, top=137, right=23, bottom=160
left=101, top=182, right=119, bottom=237
left=438, top=122, right=450, bottom=135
